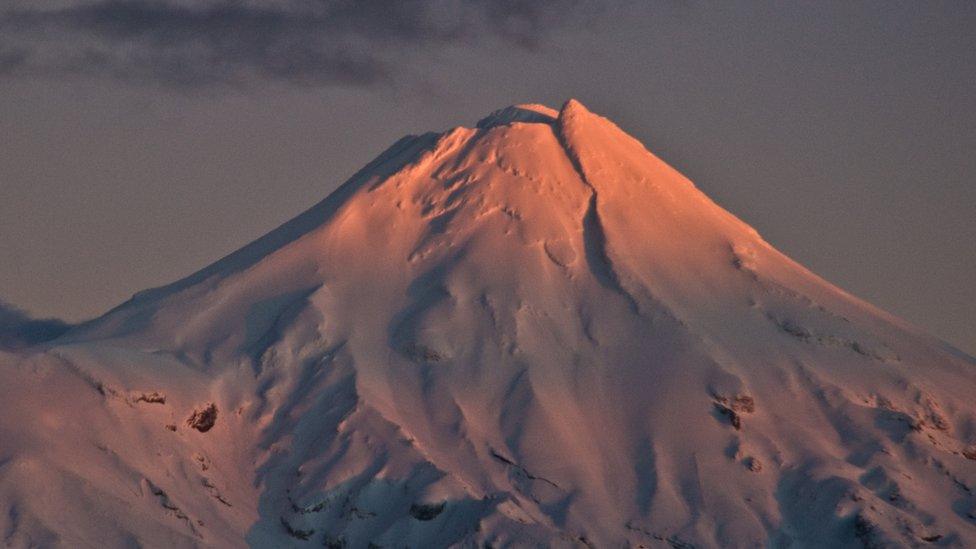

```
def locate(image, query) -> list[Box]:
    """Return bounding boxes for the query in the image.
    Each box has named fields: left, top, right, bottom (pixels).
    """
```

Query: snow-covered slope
left=2, top=100, right=975, bottom=548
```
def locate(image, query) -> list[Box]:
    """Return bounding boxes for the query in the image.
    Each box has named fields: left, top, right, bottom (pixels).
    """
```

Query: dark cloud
left=0, top=301, right=71, bottom=350
left=0, top=0, right=584, bottom=88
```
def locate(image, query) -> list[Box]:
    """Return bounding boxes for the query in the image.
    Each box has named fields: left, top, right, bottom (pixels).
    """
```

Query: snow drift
left=1, top=100, right=974, bottom=548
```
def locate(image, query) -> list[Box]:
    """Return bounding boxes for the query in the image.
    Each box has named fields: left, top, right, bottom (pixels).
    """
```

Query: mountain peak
left=9, top=100, right=975, bottom=548
left=560, top=97, right=591, bottom=117
left=475, top=103, right=558, bottom=129
left=474, top=99, right=593, bottom=130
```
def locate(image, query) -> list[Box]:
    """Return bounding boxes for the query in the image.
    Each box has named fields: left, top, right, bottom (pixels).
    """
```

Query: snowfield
left=1, top=100, right=974, bottom=548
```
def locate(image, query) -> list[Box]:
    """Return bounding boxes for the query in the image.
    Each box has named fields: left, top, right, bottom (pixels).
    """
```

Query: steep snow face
left=2, top=101, right=975, bottom=548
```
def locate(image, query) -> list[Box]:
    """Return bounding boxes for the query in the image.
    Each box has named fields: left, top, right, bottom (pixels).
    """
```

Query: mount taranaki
left=1, top=101, right=974, bottom=548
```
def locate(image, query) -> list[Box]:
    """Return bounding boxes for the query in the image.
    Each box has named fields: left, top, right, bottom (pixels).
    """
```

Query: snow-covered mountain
left=2, top=100, right=974, bottom=548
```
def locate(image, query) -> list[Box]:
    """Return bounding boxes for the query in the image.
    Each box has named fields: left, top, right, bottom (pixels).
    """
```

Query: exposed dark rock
left=931, top=458, right=972, bottom=493
left=193, top=453, right=211, bottom=471
left=711, top=392, right=755, bottom=427
left=289, top=495, right=328, bottom=514
left=730, top=395, right=755, bottom=413
left=202, top=477, right=232, bottom=507
left=409, top=502, right=445, bottom=521
left=963, top=445, right=976, bottom=461
left=402, top=343, right=444, bottom=363
left=627, top=518, right=699, bottom=547
left=280, top=516, right=314, bottom=540
left=135, top=391, right=166, bottom=404
left=767, top=315, right=894, bottom=360
left=714, top=403, right=742, bottom=430
left=144, top=479, right=200, bottom=537
left=347, top=506, right=376, bottom=519
left=921, top=397, right=951, bottom=431
left=653, top=534, right=696, bottom=549
left=187, top=403, right=218, bottom=432
left=490, top=449, right=562, bottom=489
left=775, top=318, right=812, bottom=340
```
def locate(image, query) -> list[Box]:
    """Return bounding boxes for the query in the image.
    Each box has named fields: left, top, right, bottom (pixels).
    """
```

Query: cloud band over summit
left=0, top=0, right=583, bottom=88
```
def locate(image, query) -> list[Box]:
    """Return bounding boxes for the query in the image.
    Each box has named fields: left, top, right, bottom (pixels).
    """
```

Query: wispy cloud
left=0, top=0, right=583, bottom=89
left=0, top=300, right=71, bottom=350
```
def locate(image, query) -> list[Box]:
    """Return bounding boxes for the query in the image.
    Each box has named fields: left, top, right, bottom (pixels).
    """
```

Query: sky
left=0, top=1, right=974, bottom=354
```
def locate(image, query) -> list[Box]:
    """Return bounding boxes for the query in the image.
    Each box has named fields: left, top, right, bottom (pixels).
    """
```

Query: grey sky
left=1, top=1, right=974, bottom=354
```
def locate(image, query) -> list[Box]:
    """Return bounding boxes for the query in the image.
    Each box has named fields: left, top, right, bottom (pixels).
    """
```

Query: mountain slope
left=2, top=100, right=975, bottom=548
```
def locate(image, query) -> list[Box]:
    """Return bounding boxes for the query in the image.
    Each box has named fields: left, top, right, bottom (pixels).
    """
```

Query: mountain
left=1, top=100, right=974, bottom=548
